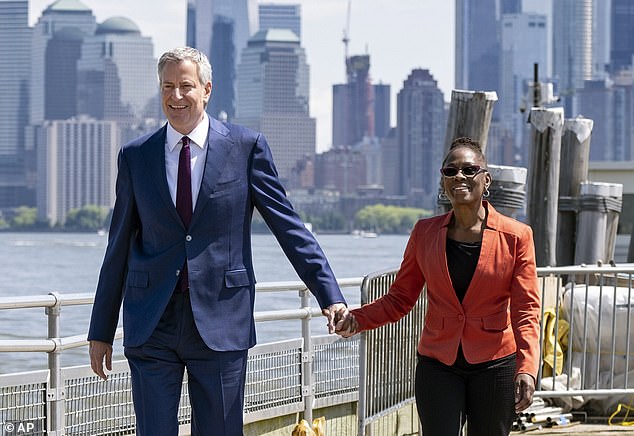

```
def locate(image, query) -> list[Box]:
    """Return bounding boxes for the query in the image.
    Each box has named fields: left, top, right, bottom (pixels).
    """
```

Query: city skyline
left=2, top=0, right=632, bottom=238
left=29, top=0, right=456, bottom=152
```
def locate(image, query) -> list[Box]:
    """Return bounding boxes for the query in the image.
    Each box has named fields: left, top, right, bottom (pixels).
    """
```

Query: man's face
left=160, top=60, right=211, bottom=135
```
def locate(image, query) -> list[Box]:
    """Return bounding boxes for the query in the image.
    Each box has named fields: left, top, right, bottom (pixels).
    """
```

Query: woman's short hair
left=442, top=137, right=488, bottom=167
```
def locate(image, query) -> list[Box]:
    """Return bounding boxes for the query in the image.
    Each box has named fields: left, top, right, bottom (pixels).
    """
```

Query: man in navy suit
left=88, top=47, right=348, bottom=436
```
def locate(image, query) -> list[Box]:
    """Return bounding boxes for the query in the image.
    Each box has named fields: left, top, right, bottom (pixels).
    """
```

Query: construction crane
left=342, top=0, right=351, bottom=76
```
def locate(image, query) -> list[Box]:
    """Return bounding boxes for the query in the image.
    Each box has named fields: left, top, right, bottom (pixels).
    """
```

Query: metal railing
left=533, top=265, right=634, bottom=408
left=355, top=263, right=634, bottom=435
left=357, top=269, right=425, bottom=436
left=0, top=278, right=363, bottom=435
left=3, top=264, right=634, bottom=435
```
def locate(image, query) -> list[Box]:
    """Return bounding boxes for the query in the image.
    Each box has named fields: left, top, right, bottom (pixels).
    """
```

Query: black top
left=446, top=238, right=481, bottom=303
left=446, top=237, right=484, bottom=367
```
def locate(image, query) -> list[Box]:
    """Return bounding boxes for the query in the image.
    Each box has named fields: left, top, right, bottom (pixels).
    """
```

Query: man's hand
left=336, top=312, right=358, bottom=338
left=89, top=340, right=113, bottom=381
left=514, top=373, right=536, bottom=413
left=322, top=303, right=348, bottom=334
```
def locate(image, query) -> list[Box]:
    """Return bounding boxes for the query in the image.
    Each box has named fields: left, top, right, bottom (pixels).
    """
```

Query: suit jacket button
left=186, top=235, right=192, bottom=242
left=176, top=269, right=181, bottom=276
left=458, top=314, right=464, bottom=322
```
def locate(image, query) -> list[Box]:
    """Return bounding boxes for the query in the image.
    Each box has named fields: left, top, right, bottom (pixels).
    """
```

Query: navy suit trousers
left=124, top=292, right=248, bottom=436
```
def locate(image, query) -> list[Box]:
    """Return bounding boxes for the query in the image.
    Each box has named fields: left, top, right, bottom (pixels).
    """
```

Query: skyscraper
left=235, top=29, right=314, bottom=184
left=612, top=73, right=633, bottom=161
left=259, top=3, right=301, bottom=38
left=501, top=0, right=522, bottom=13
left=499, top=12, right=548, bottom=164
left=208, top=15, right=236, bottom=120
left=397, top=69, right=445, bottom=209
left=332, top=55, right=375, bottom=146
left=30, top=0, right=97, bottom=126
left=77, top=16, right=157, bottom=121
left=190, top=0, right=256, bottom=120
left=186, top=0, right=196, bottom=47
left=552, top=0, right=593, bottom=115
left=592, top=0, right=611, bottom=79
left=613, top=69, right=634, bottom=161
left=611, top=0, right=634, bottom=73
left=577, top=79, right=614, bottom=161
left=45, top=27, right=83, bottom=120
left=332, top=84, right=350, bottom=146
left=0, top=0, right=30, bottom=207
left=373, top=83, right=391, bottom=139
left=577, top=75, right=633, bottom=162
left=455, top=0, right=501, bottom=94
left=380, top=128, right=399, bottom=196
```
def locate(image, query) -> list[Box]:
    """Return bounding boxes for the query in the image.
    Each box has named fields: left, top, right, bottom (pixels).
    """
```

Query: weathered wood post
left=604, top=183, right=623, bottom=263
left=574, top=182, right=623, bottom=265
left=438, top=90, right=498, bottom=213
left=487, top=164, right=527, bottom=219
left=527, top=107, right=564, bottom=267
left=443, top=90, right=498, bottom=153
left=556, top=117, right=593, bottom=266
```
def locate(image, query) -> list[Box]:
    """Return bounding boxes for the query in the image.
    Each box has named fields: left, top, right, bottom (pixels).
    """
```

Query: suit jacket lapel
left=462, top=202, right=497, bottom=306
left=462, top=227, right=493, bottom=305
left=437, top=213, right=461, bottom=306
left=191, top=117, right=233, bottom=226
left=140, top=125, right=183, bottom=226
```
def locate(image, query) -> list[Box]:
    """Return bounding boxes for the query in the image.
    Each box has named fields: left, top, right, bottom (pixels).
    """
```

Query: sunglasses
left=440, top=165, right=485, bottom=177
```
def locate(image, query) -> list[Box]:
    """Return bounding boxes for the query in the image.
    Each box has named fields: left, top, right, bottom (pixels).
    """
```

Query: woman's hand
left=335, top=312, right=359, bottom=338
left=514, top=373, right=536, bottom=413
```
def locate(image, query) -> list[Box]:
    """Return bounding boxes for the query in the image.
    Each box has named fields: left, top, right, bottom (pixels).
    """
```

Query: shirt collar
left=166, top=114, right=210, bottom=151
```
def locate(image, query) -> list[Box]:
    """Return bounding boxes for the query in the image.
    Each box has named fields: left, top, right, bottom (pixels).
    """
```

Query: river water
left=0, top=231, right=409, bottom=373
left=1, top=231, right=631, bottom=374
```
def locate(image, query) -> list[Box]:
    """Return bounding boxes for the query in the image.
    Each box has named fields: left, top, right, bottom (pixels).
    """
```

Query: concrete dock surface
left=513, top=423, right=634, bottom=434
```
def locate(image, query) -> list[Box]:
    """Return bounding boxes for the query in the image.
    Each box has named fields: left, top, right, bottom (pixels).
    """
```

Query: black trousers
left=415, top=349, right=516, bottom=436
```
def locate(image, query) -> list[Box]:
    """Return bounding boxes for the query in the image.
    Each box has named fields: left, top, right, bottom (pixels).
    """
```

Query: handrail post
left=299, top=288, right=314, bottom=424
left=358, top=275, right=372, bottom=436
left=46, top=292, right=65, bottom=435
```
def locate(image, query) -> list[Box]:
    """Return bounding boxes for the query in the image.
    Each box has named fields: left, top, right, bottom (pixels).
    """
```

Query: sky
left=29, top=0, right=455, bottom=152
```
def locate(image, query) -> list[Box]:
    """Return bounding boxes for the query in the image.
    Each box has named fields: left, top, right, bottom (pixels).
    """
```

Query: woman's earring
left=438, top=191, right=448, bottom=201
left=483, top=188, right=490, bottom=198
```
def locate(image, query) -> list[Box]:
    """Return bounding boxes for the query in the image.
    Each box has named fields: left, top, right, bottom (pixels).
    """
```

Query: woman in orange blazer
left=338, top=137, right=541, bottom=435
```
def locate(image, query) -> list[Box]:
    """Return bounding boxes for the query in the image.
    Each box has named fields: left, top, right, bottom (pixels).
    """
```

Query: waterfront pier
left=2, top=259, right=634, bottom=435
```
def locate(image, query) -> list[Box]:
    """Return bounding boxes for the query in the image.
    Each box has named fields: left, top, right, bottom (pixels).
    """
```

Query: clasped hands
left=322, top=303, right=358, bottom=337
left=91, top=305, right=358, bottom=381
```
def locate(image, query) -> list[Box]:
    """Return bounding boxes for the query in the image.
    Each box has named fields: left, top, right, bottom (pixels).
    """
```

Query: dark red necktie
left=176, top=136, right=192, bottom=291
left=176, top=136, right=192, bottom=227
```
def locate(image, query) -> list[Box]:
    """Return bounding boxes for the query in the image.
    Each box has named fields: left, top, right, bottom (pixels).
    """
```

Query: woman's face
left=441, top=147, right=491, bottom=206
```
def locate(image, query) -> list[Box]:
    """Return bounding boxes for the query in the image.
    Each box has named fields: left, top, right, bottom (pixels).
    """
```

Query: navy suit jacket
left=88, top=116, right=345, bottom=350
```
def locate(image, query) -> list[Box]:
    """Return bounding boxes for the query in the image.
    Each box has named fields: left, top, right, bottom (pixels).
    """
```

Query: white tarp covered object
left=560, top=284, right=634, bottom=414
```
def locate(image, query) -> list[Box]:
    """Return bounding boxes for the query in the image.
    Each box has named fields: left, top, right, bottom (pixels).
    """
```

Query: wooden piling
left=604, top=183, right=623, bottom=263
left=443, top=90, right=498, bottom=154
left=556, top=117, right=593, bottom=266
left=486, top=164, right=527, bottom=219
left=438, top=90, right=498, bottom=213
left=574, top=182, right=623, bottom=265
left=527, top=107, right=564, bottom=267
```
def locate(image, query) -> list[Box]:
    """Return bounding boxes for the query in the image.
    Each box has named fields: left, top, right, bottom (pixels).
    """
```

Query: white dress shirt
left=165, top=115, right=210, bottom=212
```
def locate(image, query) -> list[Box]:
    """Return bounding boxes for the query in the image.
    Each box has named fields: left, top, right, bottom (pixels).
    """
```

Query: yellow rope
left=609, top=397, right=634, bottom=426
